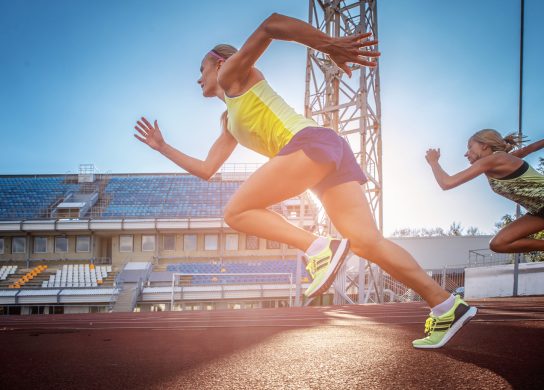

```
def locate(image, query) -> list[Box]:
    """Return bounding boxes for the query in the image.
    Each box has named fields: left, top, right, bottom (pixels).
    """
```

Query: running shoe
left=412, top=294, right=477, bottom=349
left=303, top=238, right=350, bottom=298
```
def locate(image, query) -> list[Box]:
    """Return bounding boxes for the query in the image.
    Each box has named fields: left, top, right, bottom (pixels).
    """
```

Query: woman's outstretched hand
left=326, top=31, right=380, bottom=77
left=134, top=117, right=166, bottom=152
left=425, top=148, right=441, bottom=164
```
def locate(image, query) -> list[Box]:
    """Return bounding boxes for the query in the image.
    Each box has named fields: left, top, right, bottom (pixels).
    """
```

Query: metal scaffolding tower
left=304, top=0, right=383, bottom=304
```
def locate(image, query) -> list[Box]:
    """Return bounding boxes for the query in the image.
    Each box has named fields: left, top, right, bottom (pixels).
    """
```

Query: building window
left=0, top=238, right=4, bottom=254
left=266, top=240, right=281, bottom=249
left=142, top=235, right=156, bottom=252
left=119, top=235, right=133, bottom=253
left=55, top=236, right=68, bottom=253
left=76, top=236, right=91, bottom=253
left=162, top=234, right=175, bottom=251
left=246, top=235, right=259, bottom=250
left=33, top=237, right=48, bottom=253
left=12, top=237, right=26, bottom=253
left=183, top=234, right=197, bottom=251
left=225, top=234, right=238, bottom=251
left=204, top=234, right=218, bottom=251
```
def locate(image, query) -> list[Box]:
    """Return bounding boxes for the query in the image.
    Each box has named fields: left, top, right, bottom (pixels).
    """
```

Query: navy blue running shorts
left=276, top=127, right=367, bottom=198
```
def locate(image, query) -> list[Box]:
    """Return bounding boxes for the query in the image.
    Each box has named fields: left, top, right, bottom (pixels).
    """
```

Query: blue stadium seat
left=168, top=259, right=309, bottom=285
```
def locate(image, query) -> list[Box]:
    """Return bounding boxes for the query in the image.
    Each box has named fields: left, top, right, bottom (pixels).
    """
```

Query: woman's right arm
left=134, top=117, right=237, bottom=181
left=510, top=138, right=544, bottom=158
left=218, top=13, right=380, bottom=95
left=425, top=148, right=495, bottom=190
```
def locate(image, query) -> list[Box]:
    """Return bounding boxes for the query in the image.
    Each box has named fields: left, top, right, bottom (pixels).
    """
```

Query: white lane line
left=2, top=317, right=543, bottom=332
left=2, top=311, right=543, bottom=329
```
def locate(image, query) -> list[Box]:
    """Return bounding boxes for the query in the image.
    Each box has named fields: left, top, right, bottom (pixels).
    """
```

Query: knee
left=489, top=236, right=507, bottom=253
left=223, top=202, right=247, bottom=229
left=223, top=204, right=239, bottom=228
left=349, top=232, right=386, bottom=260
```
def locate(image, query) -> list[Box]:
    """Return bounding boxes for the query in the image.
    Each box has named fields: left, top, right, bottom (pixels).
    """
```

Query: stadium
left=0, top=164, right=324, bottom=314
left=2, top=163, right=544, bottom=389
left=2, top=1, right=543, bottom=389
left=1, top=162, right=542, bottom=313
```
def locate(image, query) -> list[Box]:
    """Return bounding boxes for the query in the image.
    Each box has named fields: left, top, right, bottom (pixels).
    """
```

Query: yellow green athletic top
left=224, top=79, right=318, bottom=157
left=487, top=161, right=544, bottom=215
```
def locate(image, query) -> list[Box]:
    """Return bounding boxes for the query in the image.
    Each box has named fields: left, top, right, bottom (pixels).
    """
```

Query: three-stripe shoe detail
left=304, top=238, right=350, bottom=299
left=306, top=255, right=330, bottom=278
left=412, top=295, right=477, bottom=349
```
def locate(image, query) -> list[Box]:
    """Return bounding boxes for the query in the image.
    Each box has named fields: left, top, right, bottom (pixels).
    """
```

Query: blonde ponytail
left=502, top=132, right=524, bottom=152
left=469, top=129, right=524, bottom=152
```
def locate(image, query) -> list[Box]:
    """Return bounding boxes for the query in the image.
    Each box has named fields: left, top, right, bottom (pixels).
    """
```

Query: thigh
left=495, top=214, right=544, bottom=242
left=226, top=150, right=334, bottom=213
left=320, top=181, right=381, bottom=240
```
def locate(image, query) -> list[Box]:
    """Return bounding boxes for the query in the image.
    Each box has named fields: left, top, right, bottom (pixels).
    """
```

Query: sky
left=1, top=0, right=542, bottom=236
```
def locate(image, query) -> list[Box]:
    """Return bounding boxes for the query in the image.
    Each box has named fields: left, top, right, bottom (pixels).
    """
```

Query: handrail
left=169, top=272, right=294, bottom=311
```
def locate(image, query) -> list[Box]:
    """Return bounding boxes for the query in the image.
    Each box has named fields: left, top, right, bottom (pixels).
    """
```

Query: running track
left=1, top=297, right=543, bottom=389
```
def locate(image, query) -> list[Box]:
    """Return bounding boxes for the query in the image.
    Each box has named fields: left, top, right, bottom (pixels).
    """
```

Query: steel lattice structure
left=304, top=0, right=383, bottom=303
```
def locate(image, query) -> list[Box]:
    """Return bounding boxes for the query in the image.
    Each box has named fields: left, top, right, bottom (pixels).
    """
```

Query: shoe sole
left=304, top=239, right=350, bottom=298
left=413, top=306, right=478, bottom=349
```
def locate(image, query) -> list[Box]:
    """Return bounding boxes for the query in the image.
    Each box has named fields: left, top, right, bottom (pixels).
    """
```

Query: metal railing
left=468, top=249, right=514, bottom=267
left=170, top=272, right=294, bottom=311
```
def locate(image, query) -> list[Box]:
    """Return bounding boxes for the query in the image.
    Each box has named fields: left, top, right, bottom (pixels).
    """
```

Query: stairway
left=111, top=282, right=140, bottom=312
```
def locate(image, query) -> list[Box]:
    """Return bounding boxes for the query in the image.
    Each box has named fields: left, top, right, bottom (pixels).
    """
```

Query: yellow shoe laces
left=305, top=259, right=316, bottom=277
left=424, top=316, right=436, bottom=335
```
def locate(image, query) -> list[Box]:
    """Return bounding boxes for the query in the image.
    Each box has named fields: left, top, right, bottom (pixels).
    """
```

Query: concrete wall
left=465, top=262, right=544, bottom=298
left=389, top=236, right=493, bottom=269
left=0, top=234, right=94, bottom=262
left=0, top=231, right=298, bottom=267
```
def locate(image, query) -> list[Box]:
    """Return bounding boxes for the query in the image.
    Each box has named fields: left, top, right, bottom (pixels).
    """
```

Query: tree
left=421, top=227, right=446, bottom=237
left=494, top=214, right=515, bottom=234
left=537, top=157, right=544, bottom=174
left=466, top=226, right=481, bottom=236
left=391, top=228, right=413, bottom=237
left=391, top=224, right=472, bottom=238
left=448, top=222, right=463, bottom=236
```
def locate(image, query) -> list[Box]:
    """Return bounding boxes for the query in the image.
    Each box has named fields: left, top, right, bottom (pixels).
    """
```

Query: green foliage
left=494, top=214, right=515, bottom=233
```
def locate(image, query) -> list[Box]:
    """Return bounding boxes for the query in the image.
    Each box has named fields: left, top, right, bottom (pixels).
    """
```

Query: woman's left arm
left=510, top=138, right=544, bottom=158
left=218, top=13, right=380, bottom=94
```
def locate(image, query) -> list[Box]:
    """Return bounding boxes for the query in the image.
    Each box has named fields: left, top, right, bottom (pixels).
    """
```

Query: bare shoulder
left=219, top=61, right=264, bottom=96
left=485, top=152, right=524, bottom=178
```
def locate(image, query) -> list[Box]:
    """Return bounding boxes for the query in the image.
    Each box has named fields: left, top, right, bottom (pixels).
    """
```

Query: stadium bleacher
left=166, top=260, right=310, bottom=285
left=0, top=174, right=243, bottom=220
left=0, top=177, right=79, bottom=219
left=102, top=175, right=239, bottom=218
left=0, top=171, right=315, bottom=313
left=9, top=265, right=48, bottom=288
left=43, top=264, right=113, bottom=288
left=0, top=265, right=17, bottom=281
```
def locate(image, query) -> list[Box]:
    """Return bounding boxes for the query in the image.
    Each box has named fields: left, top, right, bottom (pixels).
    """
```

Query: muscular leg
left=321, top=181, right=450, bottom=307
left=224, top=150, right=334, bottom=251
left=490, top=214, right=544, bottom=253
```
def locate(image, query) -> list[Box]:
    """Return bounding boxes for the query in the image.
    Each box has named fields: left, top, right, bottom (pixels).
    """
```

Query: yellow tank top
left=224, top=80, right=318, bottom=157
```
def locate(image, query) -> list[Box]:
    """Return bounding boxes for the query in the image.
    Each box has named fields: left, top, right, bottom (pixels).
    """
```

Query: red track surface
left=2, top=297, right=544, bottom=389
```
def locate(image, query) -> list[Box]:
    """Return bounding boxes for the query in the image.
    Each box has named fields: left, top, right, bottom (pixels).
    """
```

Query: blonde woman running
left=426, top=129, right=544, bottom=253
left=135, top=13, right=476, bottom=348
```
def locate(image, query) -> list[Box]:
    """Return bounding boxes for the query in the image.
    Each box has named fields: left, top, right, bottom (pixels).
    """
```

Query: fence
left=170, top=272, right=294, bottom=311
